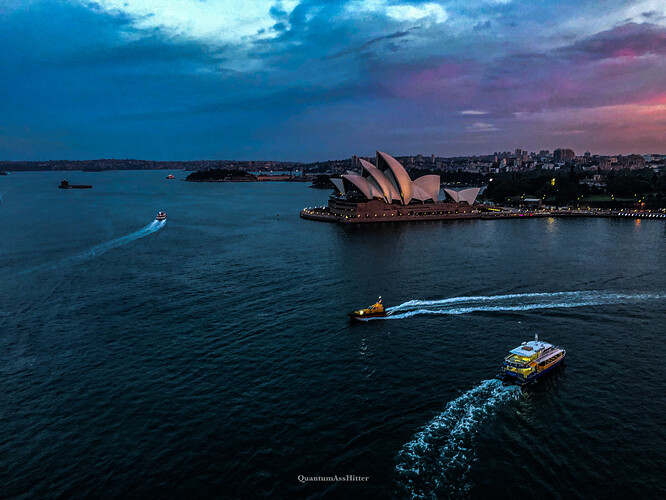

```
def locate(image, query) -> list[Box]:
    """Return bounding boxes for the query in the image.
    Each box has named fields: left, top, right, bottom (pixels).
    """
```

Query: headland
left=185, top=168, right=314, bottom=183
left=300, top=151, right=666, bottom=224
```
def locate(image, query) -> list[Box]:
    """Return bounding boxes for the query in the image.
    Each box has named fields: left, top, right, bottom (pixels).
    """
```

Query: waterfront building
left=444, top=187, right=481, bottom=205
left=332, top=151, right=440, bottom=205
left=304, top=151, right=483, bottom=224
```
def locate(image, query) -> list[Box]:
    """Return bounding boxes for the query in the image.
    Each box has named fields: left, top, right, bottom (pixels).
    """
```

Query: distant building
left=522, top=198, right=542, bottom=209
left=553, top=148, right=575, bottom=163
left=580, top=174, right=606, bottom=188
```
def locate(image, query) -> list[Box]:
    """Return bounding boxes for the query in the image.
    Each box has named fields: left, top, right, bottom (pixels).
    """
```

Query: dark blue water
left=1, top=171, right=665, bottom=498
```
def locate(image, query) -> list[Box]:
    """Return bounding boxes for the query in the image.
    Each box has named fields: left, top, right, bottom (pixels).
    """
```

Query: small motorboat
left=348, top=297, right=386, bottom=321
left=156, top=211, right=167, bottom=221
left=166, top=174, right=175, bottom=179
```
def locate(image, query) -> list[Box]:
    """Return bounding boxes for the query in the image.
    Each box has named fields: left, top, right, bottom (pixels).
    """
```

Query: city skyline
left=1, top=0, right=665, bottom=161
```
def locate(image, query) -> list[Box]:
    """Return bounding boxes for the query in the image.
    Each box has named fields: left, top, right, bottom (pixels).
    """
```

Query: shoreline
left=300, top=207, right=666, bottom=223
left=184, top=177, right=312, bottom=183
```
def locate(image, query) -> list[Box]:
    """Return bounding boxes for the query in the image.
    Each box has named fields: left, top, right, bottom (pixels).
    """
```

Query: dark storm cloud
left=469, top=22, right=666, bottom=114
left=1, top=0, right=665, bottom=159
left=322, top=28, right=419, bottom=60
left=559, top=22, right=666, bottom=60
left=66, top=33, right=227, bottom=67
left=0, top=0, right=224, bottom=71
left=121, top=78, right=374, bottom=120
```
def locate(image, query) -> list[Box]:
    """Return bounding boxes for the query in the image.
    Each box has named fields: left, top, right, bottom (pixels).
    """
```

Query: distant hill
left=0, top=159, right=301, bottom=172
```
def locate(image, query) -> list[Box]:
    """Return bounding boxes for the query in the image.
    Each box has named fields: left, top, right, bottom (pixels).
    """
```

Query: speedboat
left=156, top=211, right=167, bottom=221
left=348, top=297, right=386, bottom=321
left=497, top=334, right=565, bottom=385
left=166, top=174, right=175, bottom=179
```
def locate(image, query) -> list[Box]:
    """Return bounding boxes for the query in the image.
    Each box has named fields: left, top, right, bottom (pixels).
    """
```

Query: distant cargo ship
left=497, top=334, right=565, bottom=385
left=59, top=179, right=92, bottom=189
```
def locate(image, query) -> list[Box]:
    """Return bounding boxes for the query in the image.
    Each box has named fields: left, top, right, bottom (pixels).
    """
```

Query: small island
left=310, top=174, right=339, bottom=189
left=185, top=168, right=315, bottom=183
left=185, top=169, right=257, bottom=182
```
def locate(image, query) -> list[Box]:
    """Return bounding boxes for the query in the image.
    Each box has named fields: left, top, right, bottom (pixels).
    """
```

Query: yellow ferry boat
left=498, top=334, right=565, bottom=385
left=348, top=297, right=386, bottom=321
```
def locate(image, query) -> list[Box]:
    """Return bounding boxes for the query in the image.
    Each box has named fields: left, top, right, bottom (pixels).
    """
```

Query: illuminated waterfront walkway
left=300, top=206, right=666, bottom=224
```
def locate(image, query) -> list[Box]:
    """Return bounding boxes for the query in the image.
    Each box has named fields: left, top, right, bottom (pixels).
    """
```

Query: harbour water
left=1, top=171, right=665, bottom=497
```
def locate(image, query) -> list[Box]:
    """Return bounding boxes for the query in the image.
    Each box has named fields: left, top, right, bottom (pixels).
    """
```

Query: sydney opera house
left=301, top=151, right=485, bottom=223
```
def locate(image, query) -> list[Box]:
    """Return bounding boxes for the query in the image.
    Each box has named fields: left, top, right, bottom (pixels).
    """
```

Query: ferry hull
left=498, top=357, right=565, bottom=386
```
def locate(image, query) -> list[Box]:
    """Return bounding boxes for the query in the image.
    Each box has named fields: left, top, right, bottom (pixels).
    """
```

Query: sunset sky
left=1, top=0, right=665, bottom=160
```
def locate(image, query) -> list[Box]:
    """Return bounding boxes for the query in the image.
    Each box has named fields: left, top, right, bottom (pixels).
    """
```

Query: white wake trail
left=395, top=379, right=520, bottom=498
left=86, top=219, right=166, bottom=257
left=388, top=291, right=586, bottom=312
left=379, top=291, right=664, bottom=320
left=20, top=219, right=166, bottom=274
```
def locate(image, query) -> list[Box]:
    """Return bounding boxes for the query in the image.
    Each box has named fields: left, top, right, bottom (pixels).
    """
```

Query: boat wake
left=381, top=291, right=664, bottom=320
left=20, top=219, right=166, bottom=274
left=85, top=219, right=166, bottom=257
left=395, top=379, right=520, bottom=498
